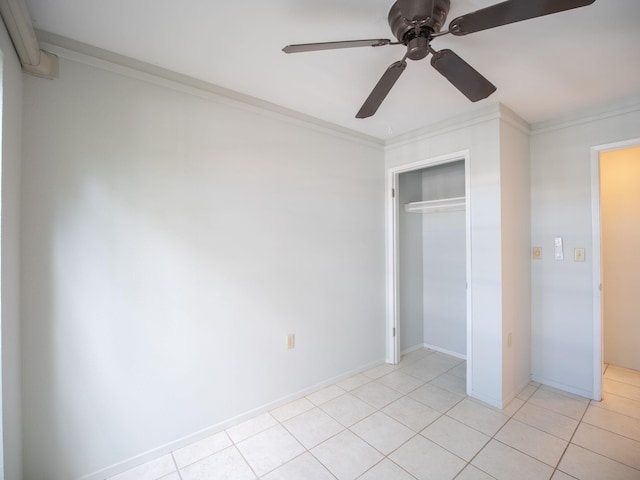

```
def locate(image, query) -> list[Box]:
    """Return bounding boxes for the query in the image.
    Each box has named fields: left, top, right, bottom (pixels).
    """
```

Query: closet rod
left=404, top=196, right=465, bottom=214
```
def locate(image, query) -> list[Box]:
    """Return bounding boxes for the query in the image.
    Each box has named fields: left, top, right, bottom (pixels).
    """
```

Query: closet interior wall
left=398, top=160, right=467, bottom=357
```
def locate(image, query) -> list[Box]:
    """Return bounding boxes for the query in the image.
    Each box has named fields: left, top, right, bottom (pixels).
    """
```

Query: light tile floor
left=108, top=349, right=640, bottom=480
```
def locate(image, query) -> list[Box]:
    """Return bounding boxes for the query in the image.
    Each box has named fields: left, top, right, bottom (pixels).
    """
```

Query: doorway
left=600, top=146, right=640, bottom=372
left=386, top=150, right=471, bottom=388
left=591, top=139, right=640, bottom=400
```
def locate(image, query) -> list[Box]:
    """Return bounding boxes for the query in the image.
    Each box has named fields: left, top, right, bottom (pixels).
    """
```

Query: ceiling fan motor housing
left=407, top=37, right=430, bottom=60
left=388, top=0, right=451, bottom=43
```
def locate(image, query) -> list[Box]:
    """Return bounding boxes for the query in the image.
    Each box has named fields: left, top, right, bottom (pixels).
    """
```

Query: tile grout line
left=309, top=386, right=421, bottom=479
left=169, top=452, right=183, bottom=480
left=456, top=383, right=541, bottom=480
left=582, top=405, right=640, bottom=442
left=560, top=423, right=640, bottom=474
left=231, top=430, right=265, bottom=479
left=376, top=358, right=484, bottom=479
left=326, top=364, right=462, bottom=479
left=597, top=390, right=640, bottom=410
left=590, top=368, right=640, bottom=473
left=276, top=406, right=343, bottom=479
left=344, top=360, right=482, bottom=479
left=268, top=356, right=467, bottom=479
left=549, top=395, right=595, bottom=479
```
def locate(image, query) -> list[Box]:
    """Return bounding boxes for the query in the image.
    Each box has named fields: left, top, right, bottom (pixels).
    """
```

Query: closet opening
left=386, top=151, right=472, bottom=393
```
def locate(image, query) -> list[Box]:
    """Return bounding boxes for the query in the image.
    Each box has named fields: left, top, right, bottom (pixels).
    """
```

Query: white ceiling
left=24, top=0, right=640, bottom=140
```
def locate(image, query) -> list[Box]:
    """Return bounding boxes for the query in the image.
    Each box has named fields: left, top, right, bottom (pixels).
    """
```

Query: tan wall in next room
left=601, top=146, right=640, bottom=371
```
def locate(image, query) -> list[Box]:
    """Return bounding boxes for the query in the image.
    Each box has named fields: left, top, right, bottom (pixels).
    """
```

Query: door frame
left=590, top=137, right=640, bottom=401
left=386, top=150, right=472, bottom=379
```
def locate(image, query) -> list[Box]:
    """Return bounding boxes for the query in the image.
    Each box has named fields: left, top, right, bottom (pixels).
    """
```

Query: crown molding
left=385, top=102, right=531, bottom=150
left=35, top=30, right=385, bottom=149
left=530, top=95, right=640, bottom=135
left=498, top=103, right=531, bottom=135
left=385, top=103, right=502, bottom=150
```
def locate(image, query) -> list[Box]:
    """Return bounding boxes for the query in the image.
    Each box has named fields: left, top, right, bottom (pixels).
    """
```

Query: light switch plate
left=554, top=237, right=564, bottom=260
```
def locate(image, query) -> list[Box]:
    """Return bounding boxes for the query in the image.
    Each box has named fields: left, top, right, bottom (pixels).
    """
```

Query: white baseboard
left=423, top=343, right=466, bottom=360
left=400, top=344, right=427, bottom=356
left=530, top=375, right=594, bottom=400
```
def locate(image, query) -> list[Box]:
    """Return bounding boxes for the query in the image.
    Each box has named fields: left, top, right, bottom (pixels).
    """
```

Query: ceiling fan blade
left=283, top=39, right=391, bottom=53
left=449, top=0, right=596, bottom=36
left=430, top=49, right=496, bottom=102
left=397, top=0, right=434, bottom=22
left=356, top=60, right=407, bottom=118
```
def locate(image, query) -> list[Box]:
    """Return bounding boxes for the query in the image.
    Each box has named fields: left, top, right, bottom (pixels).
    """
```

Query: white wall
left=601, top=146, right=640, bottom=371
left=1, top=20, right=24, bottom=480
left=398, top=170, right=424, bottom=351
left=21, top=55, right=386, bottom=480
left=530, top=99, right=640, bottom=397
left=422, top=161, right=466, bottom=356
left=499, top=114, right=531, bottom=403
left=422, top=208, right=466, bottom=356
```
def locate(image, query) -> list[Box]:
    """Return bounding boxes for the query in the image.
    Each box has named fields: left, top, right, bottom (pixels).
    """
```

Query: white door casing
left=385, top=150, right=472, bottom=391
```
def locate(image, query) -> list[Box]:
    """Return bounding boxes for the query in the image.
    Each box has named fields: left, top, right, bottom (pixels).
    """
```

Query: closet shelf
left=404, top=196, right=466, bottom=214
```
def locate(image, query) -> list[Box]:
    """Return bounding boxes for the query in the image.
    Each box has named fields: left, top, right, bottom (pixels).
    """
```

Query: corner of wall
left=497, top=104, right=532, bottom=404
left=497, top=103, right=531, bottom=136
left=1, top=18, right=24, bottom=480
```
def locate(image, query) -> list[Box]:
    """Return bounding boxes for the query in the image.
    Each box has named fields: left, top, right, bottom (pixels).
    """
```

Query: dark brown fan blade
left=449, top=0, right=596, bottom=36
left=283, top=39, right=391, bottom=53
left=356, top=60, right=407, bottom=118
left=430, top=49, right=496, bottom=102
left=397, top=0, right=434, bottom=22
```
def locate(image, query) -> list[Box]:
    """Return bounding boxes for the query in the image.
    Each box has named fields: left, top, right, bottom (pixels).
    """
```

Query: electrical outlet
left=532, top=247, right=542, bottom=260
left=286, top=334, right=295, bottom=349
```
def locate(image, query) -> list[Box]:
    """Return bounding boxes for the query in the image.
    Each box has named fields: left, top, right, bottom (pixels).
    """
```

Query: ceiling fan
left=283, top=0, right=596, bottom=118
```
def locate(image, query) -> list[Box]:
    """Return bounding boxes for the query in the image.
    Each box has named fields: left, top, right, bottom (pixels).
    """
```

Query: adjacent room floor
left=108, top=348, right=640, bottom=480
